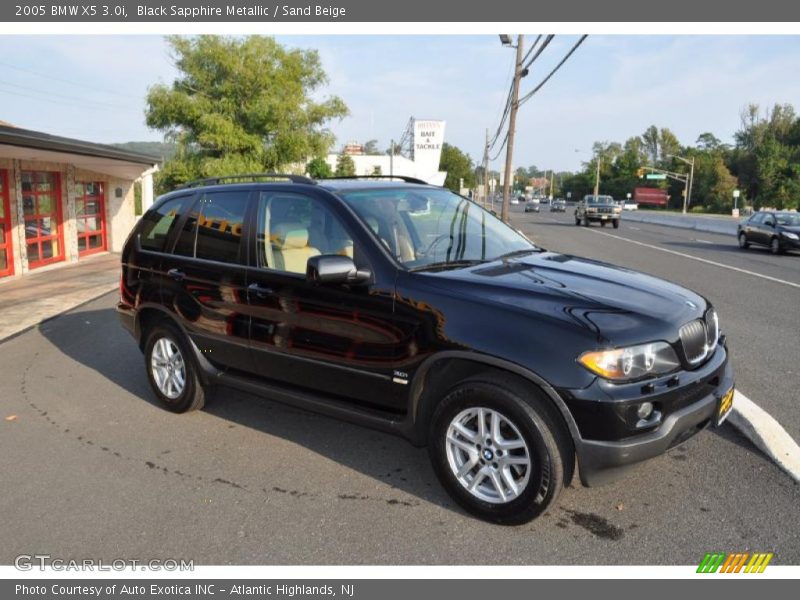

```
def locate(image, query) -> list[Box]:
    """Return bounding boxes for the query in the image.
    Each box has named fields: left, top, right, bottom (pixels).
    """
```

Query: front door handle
left=247, top=283, right=275, bottom=297
left=167, top=268, right=185, bottom=281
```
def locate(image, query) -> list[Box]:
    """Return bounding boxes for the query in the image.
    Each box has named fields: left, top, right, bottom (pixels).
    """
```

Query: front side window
left=256, top=192, right=359, bottom=275
left=338, top=187, right=536, bottom=270
left=749, top=213, right=764, bottom=225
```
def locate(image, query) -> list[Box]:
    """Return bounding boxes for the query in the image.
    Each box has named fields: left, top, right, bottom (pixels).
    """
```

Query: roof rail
left=318, top=175, right=430, bottom=185
left=177, top=173, right=316, bottom=189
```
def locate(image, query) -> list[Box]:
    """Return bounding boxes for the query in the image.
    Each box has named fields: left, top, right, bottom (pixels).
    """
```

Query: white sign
left=733, top=189, right=741, bottom=198
left=413, top=120, right=446, bottom=181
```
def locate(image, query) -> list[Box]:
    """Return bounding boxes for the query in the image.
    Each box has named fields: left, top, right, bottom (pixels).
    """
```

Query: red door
left=22, top=171, right=65, bottom=269
left=75, top=182, right=107, bottom=257
left=0, top=169, right=14, bottom=278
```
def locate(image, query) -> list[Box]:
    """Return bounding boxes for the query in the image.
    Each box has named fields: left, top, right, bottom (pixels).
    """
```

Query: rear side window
left=138, top=196, right=189, bottom=252
left=173, top=191, right=249, bottom=263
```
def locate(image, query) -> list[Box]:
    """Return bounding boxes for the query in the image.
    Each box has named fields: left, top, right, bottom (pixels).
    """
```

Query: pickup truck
left=575, top=194, right=622, bottom=228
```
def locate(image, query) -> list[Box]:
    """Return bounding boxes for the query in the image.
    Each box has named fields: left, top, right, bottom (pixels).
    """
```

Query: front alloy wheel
left=770, top=237, right=781, bottom=254
left=428, top=377, right=570, bottom=524
left=445, top=407, right=531, bottom=504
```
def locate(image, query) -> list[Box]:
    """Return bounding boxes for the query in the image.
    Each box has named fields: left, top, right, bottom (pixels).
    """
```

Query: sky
left=0, top=34, right=799, bottom=172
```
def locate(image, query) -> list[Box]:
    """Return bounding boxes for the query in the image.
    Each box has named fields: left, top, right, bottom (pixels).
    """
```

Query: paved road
left=514, top=207, right=800, bottom=443
left=0, top=290, right=797, bottom=565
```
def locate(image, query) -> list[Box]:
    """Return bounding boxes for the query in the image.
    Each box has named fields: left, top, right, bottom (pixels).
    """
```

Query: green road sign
left=646, top=173, right=667, bottom=180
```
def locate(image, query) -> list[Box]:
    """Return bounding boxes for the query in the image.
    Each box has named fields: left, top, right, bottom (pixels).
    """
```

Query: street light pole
left=501, top=34, right=524, bottom=224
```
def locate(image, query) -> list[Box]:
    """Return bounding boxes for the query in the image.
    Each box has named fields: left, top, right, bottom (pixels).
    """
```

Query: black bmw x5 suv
left=118, top=174, right=734, bottom=524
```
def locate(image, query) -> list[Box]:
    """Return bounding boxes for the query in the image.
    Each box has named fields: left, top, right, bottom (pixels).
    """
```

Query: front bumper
left=569, top=345, right=734, bottom=486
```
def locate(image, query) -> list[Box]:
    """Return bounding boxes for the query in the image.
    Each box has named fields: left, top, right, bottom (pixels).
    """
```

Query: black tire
left=770, top=237, right=782, bottom=255
left=582, top=216, right=590, bottom=227
left=427, top=376, right=571, bottom=525
left=574, top=216, right=581, bottom=225
left=738, top=232, right=750, bottom=249
left=612, top=219, right=620, bottom=229
left=600, top=220, right=607, bottom=227
left=143, top=322, right=206, bottom=413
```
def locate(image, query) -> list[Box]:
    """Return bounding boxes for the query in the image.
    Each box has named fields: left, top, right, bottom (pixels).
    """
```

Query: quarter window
left=139, top=196, right=190, bottom=252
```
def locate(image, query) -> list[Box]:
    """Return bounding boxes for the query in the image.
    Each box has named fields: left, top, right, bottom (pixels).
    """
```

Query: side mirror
left=766, top=220, right=775, bottom=228
left=306, top=255, right=371, bottom=286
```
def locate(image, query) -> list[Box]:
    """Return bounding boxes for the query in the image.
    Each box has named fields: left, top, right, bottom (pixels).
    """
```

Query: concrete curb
left=728, top=391, right=800, bottom=483
left=623, top=211, right=741, bottom=236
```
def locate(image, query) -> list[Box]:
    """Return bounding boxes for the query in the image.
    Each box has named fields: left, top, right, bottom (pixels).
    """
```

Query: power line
left=522, top=34, right=554, bottom=70
left=0, top=85, right=141, bottom=113
left=0, top=60, right=135, bottom=100
left=0, top=80, right=139, bottom=111
left=520, top=34, right=543, bottom=66
left=518, top=35, right=588, bottom=106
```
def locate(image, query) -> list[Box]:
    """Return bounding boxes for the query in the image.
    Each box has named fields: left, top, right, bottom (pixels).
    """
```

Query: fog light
left=637, top=402, right=654, bottom=420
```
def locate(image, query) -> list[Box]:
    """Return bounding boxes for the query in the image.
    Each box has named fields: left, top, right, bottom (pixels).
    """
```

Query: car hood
left=779, top=225, right=800, bottom=234
left=418, top=252, right=707, bottom=344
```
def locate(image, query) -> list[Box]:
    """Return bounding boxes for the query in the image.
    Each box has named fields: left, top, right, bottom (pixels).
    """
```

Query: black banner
left=3, top=0, right=800, bottom=22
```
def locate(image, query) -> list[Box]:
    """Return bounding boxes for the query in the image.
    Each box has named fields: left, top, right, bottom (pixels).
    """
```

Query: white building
left=326, top=119, right=447, bottom=186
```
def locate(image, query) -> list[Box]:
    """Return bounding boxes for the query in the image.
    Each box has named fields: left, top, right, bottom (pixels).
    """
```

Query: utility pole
left=501, top=34, right=524, bottom=224
left=549, top=170, right=554, bottom=199
left=593, top=155, right=600, bottom=197
left=389, top=139, right=394, bottom=177
left=483, top=128, right=489, bottom=207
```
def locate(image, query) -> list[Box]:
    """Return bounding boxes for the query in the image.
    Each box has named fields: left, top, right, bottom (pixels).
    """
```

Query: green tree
left=146, top=35, right=348, bottom=192
left=335, top=152, right=356, bottom=176
left=363, top=139, right=380, bottom=155
left=439, top=143, right=475, bottom=192
left=306, top=157, right=332, bottom=178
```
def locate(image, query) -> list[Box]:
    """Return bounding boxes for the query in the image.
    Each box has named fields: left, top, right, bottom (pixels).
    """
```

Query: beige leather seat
left=271, top=224, right=320, bottom=274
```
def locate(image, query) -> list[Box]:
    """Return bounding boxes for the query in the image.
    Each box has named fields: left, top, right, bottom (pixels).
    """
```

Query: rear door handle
left=166, top=268, right=185, bottom=281
left=248, top=283, right=275, bottom=297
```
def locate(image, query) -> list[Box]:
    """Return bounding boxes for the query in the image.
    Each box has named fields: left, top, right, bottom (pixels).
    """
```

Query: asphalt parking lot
left=0, top=212, right=798, bottom=565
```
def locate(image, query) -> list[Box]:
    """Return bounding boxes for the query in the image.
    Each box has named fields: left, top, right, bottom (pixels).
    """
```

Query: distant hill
left=111, top=141, right=176, bottom=161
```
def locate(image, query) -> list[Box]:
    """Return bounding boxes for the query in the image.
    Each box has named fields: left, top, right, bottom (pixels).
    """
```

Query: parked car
left=550, top=199, right=566, bottom=212
left=524, top=199, right=540, bottom=213
left=737, top=211, right=800, bottom=254
left=623, top=200, right=639, bottom=211
left=575, top=194, right=622, bottom=228
left=510, top=197, right=520, bottom=205
left=118, top=174, right=733, bottom=525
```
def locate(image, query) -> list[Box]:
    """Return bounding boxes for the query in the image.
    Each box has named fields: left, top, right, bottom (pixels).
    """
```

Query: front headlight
left=578, top=341, right=680, bottom=381
left=781, top=231, right=799, bottom=240
left=587, top=207, right=597, bottom=213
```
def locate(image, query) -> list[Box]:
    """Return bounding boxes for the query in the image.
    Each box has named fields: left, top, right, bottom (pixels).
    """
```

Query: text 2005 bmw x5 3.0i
left=117, top=174, right=734, bottom=524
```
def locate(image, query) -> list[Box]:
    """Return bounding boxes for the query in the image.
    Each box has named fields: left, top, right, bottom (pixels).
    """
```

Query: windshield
left=586, top=195, right=614, bottom=205
left=776, top=213, right=800, bottom=226
left=338, top=187, right=537, bottom=270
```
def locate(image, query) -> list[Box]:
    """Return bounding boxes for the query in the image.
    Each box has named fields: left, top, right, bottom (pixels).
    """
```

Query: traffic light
left=636, top=168, right=645, bottom=178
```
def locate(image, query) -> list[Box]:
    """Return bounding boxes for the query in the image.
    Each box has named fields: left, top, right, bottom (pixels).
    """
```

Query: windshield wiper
left=409, top=259, right=487, bottom=272
left=493, top=247, right=543, bottom=261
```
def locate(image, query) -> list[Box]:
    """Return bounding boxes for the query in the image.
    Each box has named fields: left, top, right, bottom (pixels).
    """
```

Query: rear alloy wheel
left=144, top=323, right=206, bottom=413
left=770, top=237, right=782, bottom=255
left=428, top=378, right=570, bottom=525
left=738, top=232, right=750, bottom=249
